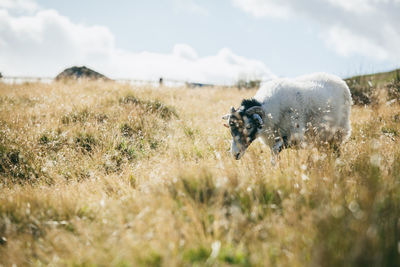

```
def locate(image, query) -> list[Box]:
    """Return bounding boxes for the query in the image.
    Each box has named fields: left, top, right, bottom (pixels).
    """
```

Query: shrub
left=74, top=132, right=97, bottom=153
left=119, top=94, right=178, bottom=119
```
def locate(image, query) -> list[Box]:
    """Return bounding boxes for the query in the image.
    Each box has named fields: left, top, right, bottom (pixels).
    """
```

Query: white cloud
left=0, top=3, right=274, bottom=84
left=105, top=45, right=274, bottom=84
left=0, top=0, right=38, bottom=12
left=232, top=0, right=291, bottom=18
left=232, top=0, right=400, bottom=61
left=172, top=0, right=209, bottom=16
left=325, top=0, right=374, bottom=13
left=173, top=44, right=199, bottom=61
left=323, top=26, right=389, bottom=60
left=0, top=8, right=115, bottom=75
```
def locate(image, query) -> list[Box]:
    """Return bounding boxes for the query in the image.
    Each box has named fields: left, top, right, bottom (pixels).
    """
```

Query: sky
left=0, top=0, right=399, bottom=84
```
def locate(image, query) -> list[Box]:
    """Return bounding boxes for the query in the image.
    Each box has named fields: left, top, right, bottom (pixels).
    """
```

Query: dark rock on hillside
left=55, top=66, right=110, bottom=81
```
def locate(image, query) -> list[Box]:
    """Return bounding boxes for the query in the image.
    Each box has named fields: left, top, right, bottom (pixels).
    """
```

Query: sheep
left=222, top=73, right=352, bottom=160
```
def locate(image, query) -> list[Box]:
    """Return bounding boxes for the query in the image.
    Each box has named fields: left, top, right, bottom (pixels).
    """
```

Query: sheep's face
left=223, top=106, right=264, bottom=160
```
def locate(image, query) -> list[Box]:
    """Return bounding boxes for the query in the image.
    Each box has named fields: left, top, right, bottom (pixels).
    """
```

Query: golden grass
left=1, top=80, right=400, bottom=266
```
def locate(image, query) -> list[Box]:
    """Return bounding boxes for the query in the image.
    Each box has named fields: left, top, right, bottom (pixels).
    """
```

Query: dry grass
left=1, top=80, right=400, bottom=266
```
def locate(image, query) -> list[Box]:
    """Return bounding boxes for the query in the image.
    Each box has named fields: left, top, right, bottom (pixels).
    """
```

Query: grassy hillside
left=1, top=80, right=400, bottom=266
left=345, top=68, right=400, bottom=105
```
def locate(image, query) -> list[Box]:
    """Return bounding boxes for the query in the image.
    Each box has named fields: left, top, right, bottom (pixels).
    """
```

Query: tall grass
left=1, top=80, right=400, bottom=266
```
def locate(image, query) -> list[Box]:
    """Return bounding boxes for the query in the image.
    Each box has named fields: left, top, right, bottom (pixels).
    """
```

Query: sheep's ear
left=222, top=114, right=230, bottom=120
left=222, top=106, right=236, bottom=120
left=223, top=123, right=229, bottom=128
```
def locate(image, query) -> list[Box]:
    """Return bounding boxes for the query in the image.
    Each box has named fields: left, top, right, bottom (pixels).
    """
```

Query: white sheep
left=223, top=73, right=352, bottom=160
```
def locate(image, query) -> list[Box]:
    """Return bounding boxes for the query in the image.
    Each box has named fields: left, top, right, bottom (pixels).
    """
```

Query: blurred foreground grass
left=1, top=80, right=400, bottom=266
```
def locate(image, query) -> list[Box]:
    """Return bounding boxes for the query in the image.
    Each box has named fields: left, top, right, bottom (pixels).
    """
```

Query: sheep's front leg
left=291, top=118, right=305, bottom=146
left=271, top=136, right=288, bottom=165
left=272, top=136, right=289, bottom=153
left=272, top=139, right=284, bottom=155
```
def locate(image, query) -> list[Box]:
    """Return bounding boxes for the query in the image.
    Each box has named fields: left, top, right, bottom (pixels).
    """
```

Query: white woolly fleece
left=254, top=72, right=352, bottom=149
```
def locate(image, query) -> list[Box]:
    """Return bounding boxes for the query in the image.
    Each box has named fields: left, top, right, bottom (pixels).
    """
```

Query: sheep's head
left=222, top=99, right=265, bottom=160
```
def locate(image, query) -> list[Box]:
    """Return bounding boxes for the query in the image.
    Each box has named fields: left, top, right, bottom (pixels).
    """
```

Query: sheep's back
left=255, top=73, right=351, bottom=132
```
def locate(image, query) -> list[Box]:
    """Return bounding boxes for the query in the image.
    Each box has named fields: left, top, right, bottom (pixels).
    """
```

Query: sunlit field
left=1, top=80, right=400, bottom=266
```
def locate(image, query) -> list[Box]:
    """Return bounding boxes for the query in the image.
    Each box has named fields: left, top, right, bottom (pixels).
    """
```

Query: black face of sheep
left=223, top=104, right=265, bottom=160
